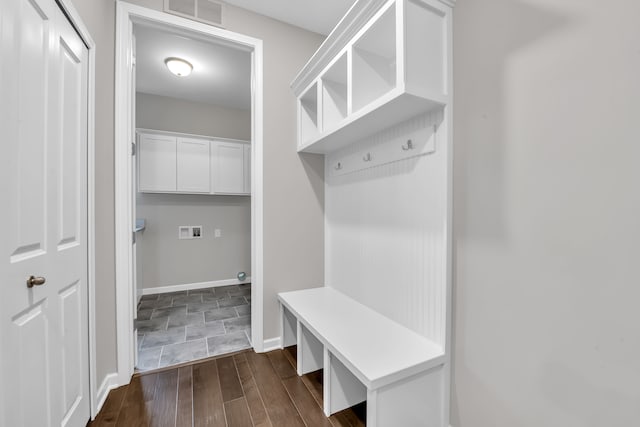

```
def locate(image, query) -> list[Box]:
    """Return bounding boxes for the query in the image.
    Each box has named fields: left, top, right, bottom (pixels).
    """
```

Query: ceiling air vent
left=164, top=0, right=225, bottom=28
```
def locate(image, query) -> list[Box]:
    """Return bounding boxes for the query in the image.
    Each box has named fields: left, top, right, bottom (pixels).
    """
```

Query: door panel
left=12, top=302, right=52, bottom=427
left=138, top=133, right=177, bottom=192
left=0, top=0, right=90, bottom=426
left=213, top=141, right=244, bottom=194
left=243, top=144, right=251, bottom=194
left=8, top=0, right=49, bottom=264
left=58, top=37, right=83, bottom=248
left=177, top=137, right=210, bottom=193
left=59, top=281, right=82, bottom=423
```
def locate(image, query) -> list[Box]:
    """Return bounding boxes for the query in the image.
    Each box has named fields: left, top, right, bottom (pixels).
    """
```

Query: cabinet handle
left=362, top=153, right=372, bottom=162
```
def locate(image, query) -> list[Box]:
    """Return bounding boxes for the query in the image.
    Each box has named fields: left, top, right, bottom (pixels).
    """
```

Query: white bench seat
left=278, top=287, right=447, bottom=426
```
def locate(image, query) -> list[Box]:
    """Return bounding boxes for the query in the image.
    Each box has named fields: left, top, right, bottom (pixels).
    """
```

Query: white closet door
left=212, top=141, right=244, bottom=194
left=138, top=133, right=177, bottom=192
left=0, top=0, right=90, bottom=425
left=243, top=144, right=251, bottom=194
left=177, top=137, right=210, bottom=193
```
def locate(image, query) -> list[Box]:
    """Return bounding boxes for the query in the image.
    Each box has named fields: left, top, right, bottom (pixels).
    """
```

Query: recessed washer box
left=178, top=225, right=203, bottom=239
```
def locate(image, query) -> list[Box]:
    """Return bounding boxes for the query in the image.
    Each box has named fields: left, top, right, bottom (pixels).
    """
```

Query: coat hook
left=402, top=139, right=414, bottom=151
left=363, top=152, right=371, bottom=162
left=335, top=162, right=342, bottom=170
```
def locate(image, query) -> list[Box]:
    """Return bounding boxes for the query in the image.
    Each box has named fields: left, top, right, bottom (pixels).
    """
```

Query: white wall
left=136, top=92, right=251, bottom=139
left=136, top=194, right=250, bottom=289
left=326, top=111, right=449, bottom=347
left=71, top=0, right=118, bottom=385
left=452, top=0, right=640, bottom=425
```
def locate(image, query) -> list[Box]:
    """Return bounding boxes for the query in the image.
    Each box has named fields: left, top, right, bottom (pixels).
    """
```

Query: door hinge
left=131, top=142, right=136, bottom=156
left=132, top=231, right=136, bottom=244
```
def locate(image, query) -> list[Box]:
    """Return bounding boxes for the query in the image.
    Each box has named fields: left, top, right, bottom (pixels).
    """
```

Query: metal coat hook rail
left=331, top=122, right=437, bottom=177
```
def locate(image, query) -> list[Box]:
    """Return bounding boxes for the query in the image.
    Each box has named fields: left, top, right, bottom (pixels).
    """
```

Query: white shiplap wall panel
left=325, top=111, right=448, bottom=346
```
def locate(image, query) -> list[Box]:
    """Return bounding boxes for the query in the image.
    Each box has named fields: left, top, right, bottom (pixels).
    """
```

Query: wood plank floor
left=90, top=346, right=366, bottom=427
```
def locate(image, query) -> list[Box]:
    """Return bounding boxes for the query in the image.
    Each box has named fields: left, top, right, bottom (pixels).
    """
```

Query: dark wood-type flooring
left=90, top=346, right=365, bottom=426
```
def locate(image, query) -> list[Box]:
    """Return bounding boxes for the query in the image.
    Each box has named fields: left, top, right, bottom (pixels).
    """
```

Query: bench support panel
left=367, top=364, right=445, bottom=427
left=297, top=322, right=324, bottom=375
left=324, top=350, right=367, bottom=416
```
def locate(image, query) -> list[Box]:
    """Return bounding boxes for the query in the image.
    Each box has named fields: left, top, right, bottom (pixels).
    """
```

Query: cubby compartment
left=292, top=0, right=450, bottom=155
left=321, top=53, right=348, bottom=132
left=281, top=305, right=297, bottom=347
left=299, top=82, right=319, bottom=144
left=298, top=324, right=324, bottom=376
left=404, top=0, right=446, bottom=99
left=351, top=4, right=397, bottom=113
left=325, top=352, right=367, bottom=416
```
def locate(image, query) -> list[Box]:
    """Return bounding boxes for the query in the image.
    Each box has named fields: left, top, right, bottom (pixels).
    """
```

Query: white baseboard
left=94, top=373, right=119, bottom=417
left=262, top=336, right=282, bottom=352
left=141, top=277, right=252, bottom=296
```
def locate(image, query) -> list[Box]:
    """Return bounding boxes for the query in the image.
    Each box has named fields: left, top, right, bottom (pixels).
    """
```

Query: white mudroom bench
left=278, top=287, right=447, bottom=426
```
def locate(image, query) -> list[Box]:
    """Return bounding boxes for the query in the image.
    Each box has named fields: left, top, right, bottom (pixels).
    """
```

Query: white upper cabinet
left=138, top=133, right=177, bottom=192
left=177, top=137, right=210, bottom=193
left=137, top=129, right=249, bottom=195
left=212, top=140, right=245, bottom=194
left=293, top=0, right=450, bottom=154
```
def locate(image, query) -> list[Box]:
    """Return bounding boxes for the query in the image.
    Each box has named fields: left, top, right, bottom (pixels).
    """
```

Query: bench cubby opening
left=281, top=303, right=297, bottom=347
left=298, top=323, right=324, bottom=376
left=324, top=350, right=367, bottom=417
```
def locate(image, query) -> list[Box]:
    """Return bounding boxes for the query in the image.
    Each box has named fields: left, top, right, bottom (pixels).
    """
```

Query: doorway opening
left=115, top=2, right=264, bottom=383
left=133, top=22, right=253, bottom=371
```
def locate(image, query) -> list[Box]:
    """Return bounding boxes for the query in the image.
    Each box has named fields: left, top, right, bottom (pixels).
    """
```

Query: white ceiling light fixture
left=164, top=57, right=193, bottom=77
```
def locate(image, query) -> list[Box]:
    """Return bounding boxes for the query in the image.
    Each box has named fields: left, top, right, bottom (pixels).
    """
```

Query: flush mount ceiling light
left=164, top=57, right=193, bottom=77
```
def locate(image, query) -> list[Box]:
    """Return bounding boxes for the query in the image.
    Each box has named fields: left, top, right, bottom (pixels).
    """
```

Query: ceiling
left=135, top=24, right=251, bottom=110
left=135, top=1, right=355, bottom=109
left=224, top=0, right=356, bottom=35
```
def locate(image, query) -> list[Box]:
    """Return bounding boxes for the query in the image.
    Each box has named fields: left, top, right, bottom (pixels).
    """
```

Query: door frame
left=48, top=0, right=98, bottom=419
left=114, top=1, right=264, bottom=386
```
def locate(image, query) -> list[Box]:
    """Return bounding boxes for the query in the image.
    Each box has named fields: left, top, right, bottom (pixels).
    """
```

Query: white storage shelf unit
left=137, top=129, right=251, bottom=196
left=295, top=0, right=449, bottom=154
left=288, top=0, right=453, bottom=425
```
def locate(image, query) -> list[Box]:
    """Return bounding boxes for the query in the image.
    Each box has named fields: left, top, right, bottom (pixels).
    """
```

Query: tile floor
left=135, top=283, right=252, bottom=371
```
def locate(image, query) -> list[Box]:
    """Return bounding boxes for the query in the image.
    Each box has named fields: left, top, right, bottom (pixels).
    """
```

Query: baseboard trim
left=262, top=337, right=282, bottom=352
left=141, top=277, right=252, bottom=296
left=94, top=373, right=119, bottom=417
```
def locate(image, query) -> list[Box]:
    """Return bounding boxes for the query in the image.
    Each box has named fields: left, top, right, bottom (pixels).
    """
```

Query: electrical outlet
left=214, top=228, right=221, bottom=238
left=192, top=226, right=202, bottom=238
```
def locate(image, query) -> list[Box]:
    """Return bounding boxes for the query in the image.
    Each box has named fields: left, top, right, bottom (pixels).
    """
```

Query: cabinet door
left=138, top=133, right=177, bottom=192
left=177, top=137, right=210, bottom=193
left=212, top=141, right=244, bottom=194
left=243, top=144, right=251, bottom=194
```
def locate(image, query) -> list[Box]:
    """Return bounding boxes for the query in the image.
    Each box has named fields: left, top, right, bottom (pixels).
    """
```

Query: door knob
left=27, top=275, right=46, bottom=288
